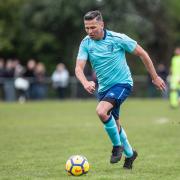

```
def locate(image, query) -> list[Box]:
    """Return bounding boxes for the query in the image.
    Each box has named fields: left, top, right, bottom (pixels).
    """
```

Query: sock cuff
left=103, top=115, right=113, bottom=124
left=104, top=115, right=117, bottom=129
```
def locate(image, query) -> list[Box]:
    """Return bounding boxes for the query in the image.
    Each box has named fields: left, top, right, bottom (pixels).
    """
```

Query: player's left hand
left=152, top=76, right=167, bottom=91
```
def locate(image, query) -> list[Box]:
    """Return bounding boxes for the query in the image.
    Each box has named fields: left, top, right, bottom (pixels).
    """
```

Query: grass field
left=0, top=99, right=180, bottom=180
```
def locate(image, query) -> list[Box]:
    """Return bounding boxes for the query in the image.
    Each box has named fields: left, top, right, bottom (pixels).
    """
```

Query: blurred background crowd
left=0, top=58, right=70, bottom=102
left=0, top=54, right=176, bottom=103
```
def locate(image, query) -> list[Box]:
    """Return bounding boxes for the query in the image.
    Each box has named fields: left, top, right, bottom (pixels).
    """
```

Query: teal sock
left=104, top=115, right=121, bottom=146
left=120, top=127, right=133, bottom=157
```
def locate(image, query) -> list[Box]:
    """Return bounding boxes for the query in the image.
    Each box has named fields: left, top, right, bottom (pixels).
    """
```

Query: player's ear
left=99, top=21, right=104, bottom=29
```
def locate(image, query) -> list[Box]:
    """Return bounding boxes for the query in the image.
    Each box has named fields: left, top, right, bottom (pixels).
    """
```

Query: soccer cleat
left=110, top=146, right=124, bottom=164
left=123, top=150, right=138, bottom=169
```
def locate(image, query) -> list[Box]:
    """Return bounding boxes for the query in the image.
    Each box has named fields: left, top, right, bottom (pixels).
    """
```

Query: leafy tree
left=0, top=0, right=179, bottom=74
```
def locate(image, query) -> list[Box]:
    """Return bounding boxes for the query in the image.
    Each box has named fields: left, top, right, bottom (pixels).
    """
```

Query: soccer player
left=169, top=47, right=180, bottom=108
left=75, top=10, right=166, bottom=169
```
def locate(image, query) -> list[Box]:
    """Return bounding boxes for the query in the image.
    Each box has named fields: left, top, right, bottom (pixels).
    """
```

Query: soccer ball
left=65, top=155, right=89, bottom=176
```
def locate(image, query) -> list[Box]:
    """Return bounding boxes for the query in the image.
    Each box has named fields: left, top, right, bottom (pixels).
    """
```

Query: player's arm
left=133, top=44, right=166, bottom=91
left=75, top=60, right=95, bottom=94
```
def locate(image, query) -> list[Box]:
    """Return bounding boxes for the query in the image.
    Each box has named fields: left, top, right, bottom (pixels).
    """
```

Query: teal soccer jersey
left=77, top=30, right=137, bottom=92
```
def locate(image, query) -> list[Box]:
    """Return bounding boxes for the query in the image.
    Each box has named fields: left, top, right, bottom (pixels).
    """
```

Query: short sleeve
left=77, top=39, right=88, bottom=60
left=119, top=34, right=137, bottom=53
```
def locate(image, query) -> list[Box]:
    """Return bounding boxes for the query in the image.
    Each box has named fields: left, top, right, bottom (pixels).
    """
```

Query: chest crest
left=107, top=44, right=114, bottom=52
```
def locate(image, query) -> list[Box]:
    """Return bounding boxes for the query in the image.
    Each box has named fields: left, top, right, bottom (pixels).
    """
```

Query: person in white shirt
left=51, top=63, right=69, bottom=99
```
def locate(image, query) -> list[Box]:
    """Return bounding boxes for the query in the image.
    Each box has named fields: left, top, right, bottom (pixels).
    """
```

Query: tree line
left=0, top=0, right=179, bottom=75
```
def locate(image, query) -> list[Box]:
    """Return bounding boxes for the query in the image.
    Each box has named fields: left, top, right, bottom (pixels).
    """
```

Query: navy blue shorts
left=97, top=84, right=132, bottom=120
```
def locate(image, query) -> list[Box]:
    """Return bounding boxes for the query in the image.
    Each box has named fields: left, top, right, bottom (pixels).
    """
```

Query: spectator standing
left=3, top=59, right=16, bottom=101
left=33, top=62, right=47, bottom=100
left=13, top=59, right=29, bottom=103
left=24, top=59, right=36, bottom=99
left=51, top=63, right=69, bottom=99
left=13, top=58, right=25, bottom=77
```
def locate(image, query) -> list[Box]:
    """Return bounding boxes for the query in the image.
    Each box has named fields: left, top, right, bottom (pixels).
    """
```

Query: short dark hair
left=84, top=10, right=103, bottom=21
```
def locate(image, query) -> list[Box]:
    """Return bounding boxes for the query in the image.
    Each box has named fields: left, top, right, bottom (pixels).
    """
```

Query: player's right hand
left=83, top=81, right=96, bottom=94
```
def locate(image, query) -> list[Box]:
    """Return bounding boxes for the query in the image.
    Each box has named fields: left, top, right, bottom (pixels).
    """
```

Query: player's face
left=84, top=18, right=104, bottom=40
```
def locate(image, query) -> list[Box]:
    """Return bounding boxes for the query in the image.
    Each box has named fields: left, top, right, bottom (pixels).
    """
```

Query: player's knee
left=96, top=107, right=107, bottom=121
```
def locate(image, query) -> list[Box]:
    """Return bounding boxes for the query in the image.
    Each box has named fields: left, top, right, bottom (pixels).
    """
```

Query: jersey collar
left=103, top=29, right=107, bottom=40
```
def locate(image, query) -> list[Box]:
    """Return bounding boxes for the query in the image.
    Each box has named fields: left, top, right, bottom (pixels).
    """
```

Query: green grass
left=0, top=99, right=180, bottom=180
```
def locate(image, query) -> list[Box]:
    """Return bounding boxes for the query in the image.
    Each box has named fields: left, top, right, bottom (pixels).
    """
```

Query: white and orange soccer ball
left=65, top=155, right=90, bottom=176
